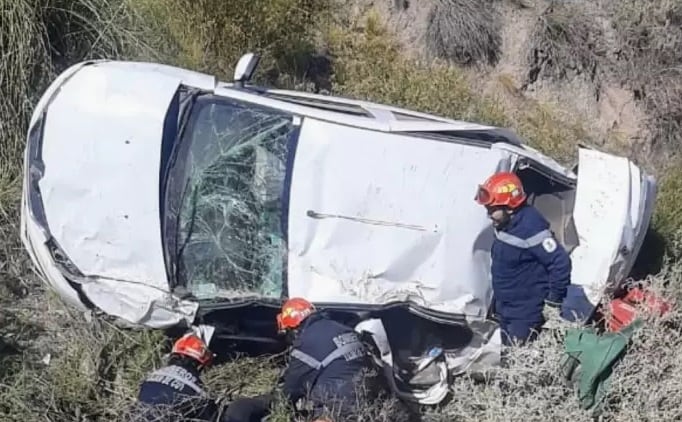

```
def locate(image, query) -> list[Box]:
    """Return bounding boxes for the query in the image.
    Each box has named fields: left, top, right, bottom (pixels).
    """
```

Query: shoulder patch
left=542, top=237, right=558, bottom=253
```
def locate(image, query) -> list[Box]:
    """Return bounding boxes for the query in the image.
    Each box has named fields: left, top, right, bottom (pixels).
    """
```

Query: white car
left=20, top=54, right=656, bottom=403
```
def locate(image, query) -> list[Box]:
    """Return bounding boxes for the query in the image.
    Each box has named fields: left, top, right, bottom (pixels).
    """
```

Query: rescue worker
left=475, top=171, right=572, bottom=346
left=136, top=332, right=219, bottom=421
left=281, top=298, right=387, bottom=420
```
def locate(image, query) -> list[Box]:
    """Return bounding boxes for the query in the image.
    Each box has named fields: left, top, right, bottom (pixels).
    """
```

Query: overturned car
left=20, top=54, right=656, bottom=404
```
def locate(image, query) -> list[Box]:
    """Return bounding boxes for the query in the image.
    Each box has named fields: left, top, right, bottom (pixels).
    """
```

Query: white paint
left=21, top=61, right=208, bottom=328
left=39, top=63, right=179, bottom=290
left=20, top=191, right=87, bottom=311
left=79, top=278, right=198, bottom=328
left=287, top=117, right=506, bottom=318
left=569, top=148, right=653, bottom=305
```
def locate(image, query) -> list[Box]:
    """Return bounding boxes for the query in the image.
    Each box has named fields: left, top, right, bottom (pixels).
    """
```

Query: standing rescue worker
left=136, top=332, right=220, bottom=421
left=277, top=297, right=382, bottom=421
left=475, top=171, right=572, bottom=346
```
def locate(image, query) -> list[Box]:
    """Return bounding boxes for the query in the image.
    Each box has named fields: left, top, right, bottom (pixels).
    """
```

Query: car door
left=568, top=147, right=657, bottom=307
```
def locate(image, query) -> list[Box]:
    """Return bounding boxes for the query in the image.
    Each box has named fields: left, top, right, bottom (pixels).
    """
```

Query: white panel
left=570, top=148, right=632, bottom=305
left=39, top=64, right=180, bottom=290
left=287, top=118, right=508, bottom=318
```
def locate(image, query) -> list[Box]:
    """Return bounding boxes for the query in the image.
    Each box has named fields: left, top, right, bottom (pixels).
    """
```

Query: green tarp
left=560, top=318, right=644, bottom=415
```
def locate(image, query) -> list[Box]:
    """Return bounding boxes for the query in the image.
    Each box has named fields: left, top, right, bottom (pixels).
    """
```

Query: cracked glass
left=175, top=98, right=295, bottom=299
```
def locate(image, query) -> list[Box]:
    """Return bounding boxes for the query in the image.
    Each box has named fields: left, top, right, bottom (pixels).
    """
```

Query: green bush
left=129, top=0, right=330, bottom=83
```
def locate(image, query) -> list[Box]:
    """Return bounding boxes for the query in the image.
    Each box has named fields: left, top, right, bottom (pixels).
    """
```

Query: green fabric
left=561, top=318, right=644, bottom=414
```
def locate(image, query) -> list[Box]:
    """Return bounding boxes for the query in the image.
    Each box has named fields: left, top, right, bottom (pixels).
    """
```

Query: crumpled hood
left=37, top=61, right=213, bottom=290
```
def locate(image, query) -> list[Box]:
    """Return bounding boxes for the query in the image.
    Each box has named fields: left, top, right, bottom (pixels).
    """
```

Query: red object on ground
left=605, top=287, right=673, bottom=332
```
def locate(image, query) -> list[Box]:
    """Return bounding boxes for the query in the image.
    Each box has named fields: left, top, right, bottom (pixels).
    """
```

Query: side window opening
left=516, top=166, right=579, bottom=253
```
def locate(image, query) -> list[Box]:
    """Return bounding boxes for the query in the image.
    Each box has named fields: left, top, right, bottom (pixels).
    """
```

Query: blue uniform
left=280, top=312, right=379, bottom=419
left=136, top=362, right=218, bottom=421
left=491, top=204, right=572, bottom=345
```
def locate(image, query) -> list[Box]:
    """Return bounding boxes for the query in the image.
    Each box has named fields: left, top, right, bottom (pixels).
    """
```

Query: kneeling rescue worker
left=475, top=171, right=572, bottom=346
left=224, top=297, right=382, bottom=422
left=136, top=332, right=220, bottom=421
left=277, top=297, right=383, bottom=420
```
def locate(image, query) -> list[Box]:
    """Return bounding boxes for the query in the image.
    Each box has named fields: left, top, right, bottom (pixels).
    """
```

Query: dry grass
left=525, top=1, right=603, bottom=85
left=610, top=0, right=682, bottom=154
left=425, top=0, right=502, bottom=66
left=327, top=10, right=508, bottom=127
left=3, top=262, right=682, bottom=421
left=1, top=1, right=682, bottom=421
left=326, top=9, right=585, bottom=163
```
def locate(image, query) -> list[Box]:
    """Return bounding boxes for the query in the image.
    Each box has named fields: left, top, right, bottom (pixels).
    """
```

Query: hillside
left=1, top=0, right=682, bottom=421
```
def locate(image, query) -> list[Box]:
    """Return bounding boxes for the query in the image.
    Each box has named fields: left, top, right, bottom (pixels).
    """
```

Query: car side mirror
left=233, top=53, right=261, bottom=87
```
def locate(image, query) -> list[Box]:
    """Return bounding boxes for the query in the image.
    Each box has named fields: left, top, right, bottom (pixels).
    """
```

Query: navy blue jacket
left=491, top=204, right=572, bottom=310
left=137, top=362, right=218, bottom=421
left=280, top=312, right=374, bottom=414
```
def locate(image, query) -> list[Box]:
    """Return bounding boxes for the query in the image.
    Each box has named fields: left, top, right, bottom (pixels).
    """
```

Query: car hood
left=35, top=61, right=214, bottom=291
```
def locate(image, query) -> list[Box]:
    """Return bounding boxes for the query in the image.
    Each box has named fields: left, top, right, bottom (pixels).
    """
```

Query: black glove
left=545, top=299, right=561, bottom=308
left=220, top=394, right=274, bottom=422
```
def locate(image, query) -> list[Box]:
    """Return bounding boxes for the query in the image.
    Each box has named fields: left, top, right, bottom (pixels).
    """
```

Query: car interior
left=515, top=164, right=579, bottom=253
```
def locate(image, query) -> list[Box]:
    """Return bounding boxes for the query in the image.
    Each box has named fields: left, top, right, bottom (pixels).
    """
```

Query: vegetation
left=425, top=0, right=502, bottom=66
left=1, top=0, right=682, bottom=421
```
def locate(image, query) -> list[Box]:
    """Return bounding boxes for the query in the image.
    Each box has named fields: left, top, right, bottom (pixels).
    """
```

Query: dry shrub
left=426, top=331, right=592, bottom=422
left=525, top=1, right=603, bottom=85
left=425, top=0, right=502, bottom=66
left=594, top=262, right=682, bottom=421
left=512, top=99, right=586, bottom=164
left=325, top=8, right=587, bottom=163
left=0, top=308, right=167, bottom=421
left=418, top=259, right=682, bottom=422
left=638, top=68, right=682, bottom=154
left=611, top=0, right=682, bottom=154
left=0, top=0, right=150, bottom=171
left=327, top=10, right=509, bottom=126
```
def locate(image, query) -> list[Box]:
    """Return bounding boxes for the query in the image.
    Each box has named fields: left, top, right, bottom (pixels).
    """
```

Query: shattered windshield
left=171, top=96, right=296, bottom=300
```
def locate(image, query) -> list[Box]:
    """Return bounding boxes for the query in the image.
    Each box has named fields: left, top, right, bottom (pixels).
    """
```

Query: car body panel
left=570, top=148, right=657, bottom=306
left=22, top=61, right=204, bottom=327
left=39, top=63, right=178, bottom=290
left=287, top=117, right=505, bottom=318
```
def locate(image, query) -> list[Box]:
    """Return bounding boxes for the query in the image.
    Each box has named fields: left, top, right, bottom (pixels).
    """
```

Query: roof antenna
left=233, top=52, right=261, bottom=88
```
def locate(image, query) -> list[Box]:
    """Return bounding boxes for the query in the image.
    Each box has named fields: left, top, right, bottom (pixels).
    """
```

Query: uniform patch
left=542, top=237, right=557, bottom=253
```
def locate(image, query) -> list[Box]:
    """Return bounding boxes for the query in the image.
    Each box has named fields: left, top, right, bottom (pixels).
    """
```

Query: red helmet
left=475, top=171, right=527, bottom=209
left=277, top=297, right=315, bottom=332
left=171, top=333, right=214, bottom=367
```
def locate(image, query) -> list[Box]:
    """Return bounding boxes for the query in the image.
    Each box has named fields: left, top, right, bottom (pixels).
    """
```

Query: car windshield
left=169, top=96, right=296, bottom=300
